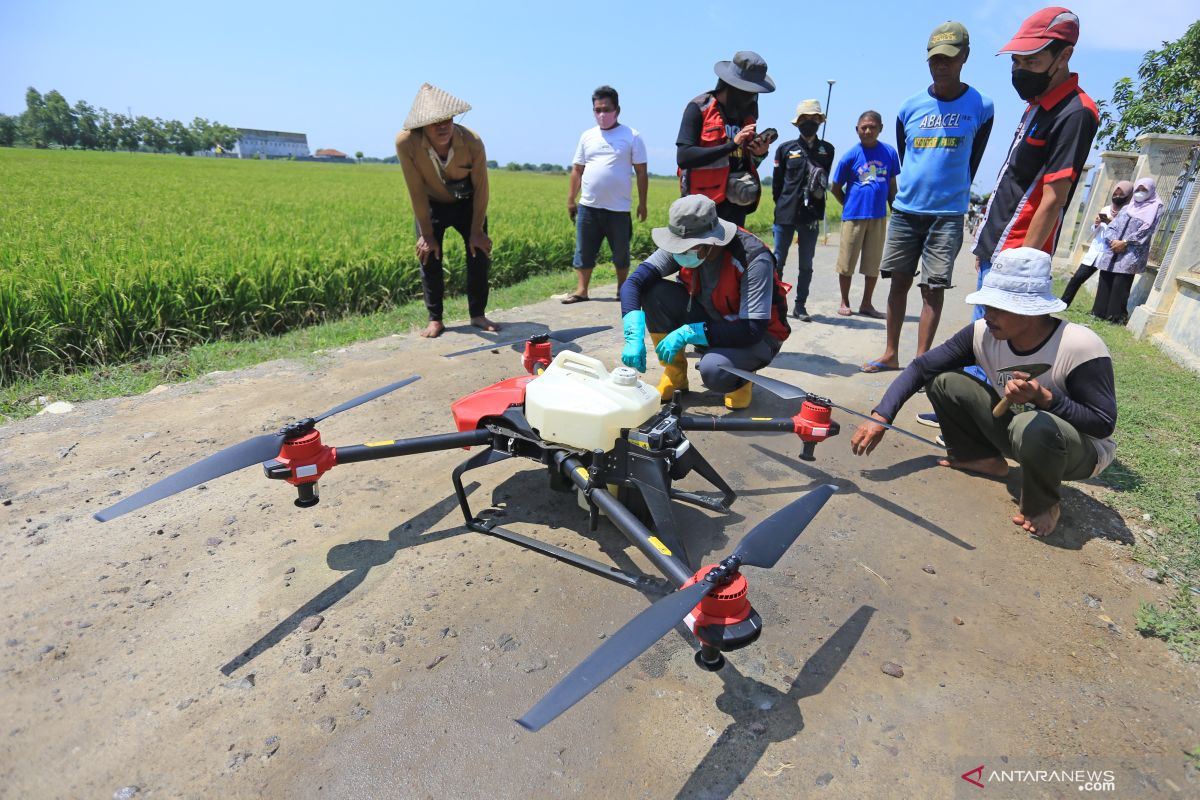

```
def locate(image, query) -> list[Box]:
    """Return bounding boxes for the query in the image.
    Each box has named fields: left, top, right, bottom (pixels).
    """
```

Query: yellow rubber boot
left=648, top=332, right=688, bottom=402
left=724, top=381, right=753, bottom=410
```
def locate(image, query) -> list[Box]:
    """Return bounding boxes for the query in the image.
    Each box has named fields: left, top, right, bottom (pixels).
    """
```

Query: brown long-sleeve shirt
left=395, top=125, right=489, bottom=238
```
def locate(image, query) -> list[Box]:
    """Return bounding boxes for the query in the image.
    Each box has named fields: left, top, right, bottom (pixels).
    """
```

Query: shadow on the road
left=674, top=605, right=876, bottom=800
left=999, top=481, right=1135, bottom=550
left=807, top=314, right=886, bottom=329
left=219, top=487, right=475, bottom=675
left=752, top=444, right=974, bottom=550
left=855, top=455, right=942, bottom=482
left=771, top=352, right=862, bottom=379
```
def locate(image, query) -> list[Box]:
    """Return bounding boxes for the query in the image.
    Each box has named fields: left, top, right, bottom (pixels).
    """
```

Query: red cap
left=999, top=6, right=1079, bottom=55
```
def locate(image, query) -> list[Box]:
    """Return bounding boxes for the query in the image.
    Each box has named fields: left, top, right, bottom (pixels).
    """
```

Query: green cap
left=927, top=21, right=969, bottom=59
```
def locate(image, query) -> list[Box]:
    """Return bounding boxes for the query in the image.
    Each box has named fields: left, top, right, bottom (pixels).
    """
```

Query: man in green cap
left=862, top=21, right=994, bottom=382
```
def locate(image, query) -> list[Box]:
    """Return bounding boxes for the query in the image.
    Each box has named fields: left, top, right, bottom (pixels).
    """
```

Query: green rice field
left=0, top=149, right=786, bottom=383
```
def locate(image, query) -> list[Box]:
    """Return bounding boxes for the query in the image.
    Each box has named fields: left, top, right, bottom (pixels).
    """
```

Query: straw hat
left=402, top=83, right=472, bottom=131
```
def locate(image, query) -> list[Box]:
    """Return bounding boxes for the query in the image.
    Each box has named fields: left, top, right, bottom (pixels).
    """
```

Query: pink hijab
left=1126, top=177, right=1165, bottom=229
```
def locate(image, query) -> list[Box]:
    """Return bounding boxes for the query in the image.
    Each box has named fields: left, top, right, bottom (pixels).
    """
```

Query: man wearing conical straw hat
left=396, top=83, right=498, bottom=337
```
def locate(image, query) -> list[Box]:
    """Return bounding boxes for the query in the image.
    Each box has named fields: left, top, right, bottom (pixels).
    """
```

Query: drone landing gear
left=695, top=645, right=725, bottom=671
left=451, top=443, right=672, bottom=595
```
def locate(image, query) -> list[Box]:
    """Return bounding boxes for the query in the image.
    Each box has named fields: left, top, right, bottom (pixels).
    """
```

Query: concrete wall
left=1125, top=134, right=1200, bottom=374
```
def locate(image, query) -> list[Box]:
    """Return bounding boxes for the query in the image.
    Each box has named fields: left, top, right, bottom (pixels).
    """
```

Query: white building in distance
left=233, top=128, right=309, bottom=159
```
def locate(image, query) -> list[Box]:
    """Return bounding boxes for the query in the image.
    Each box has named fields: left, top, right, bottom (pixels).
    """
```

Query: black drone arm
left=335, top=429, right=491, bottom=464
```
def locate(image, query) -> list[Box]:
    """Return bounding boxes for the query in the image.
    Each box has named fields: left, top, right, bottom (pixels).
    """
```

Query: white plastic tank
left=525, top=351, right=660, bottom=452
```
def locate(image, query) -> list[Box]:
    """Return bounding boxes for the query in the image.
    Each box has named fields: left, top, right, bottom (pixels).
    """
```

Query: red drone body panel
left=451, top=375, right=535, bottom=433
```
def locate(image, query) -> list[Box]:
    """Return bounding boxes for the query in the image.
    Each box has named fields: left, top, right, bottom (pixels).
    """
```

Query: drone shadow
left=751, top=444, right=974, bottom=551
left=674, top=605, right=876, bottom=800
left=219, top=486, right=477, bottom=675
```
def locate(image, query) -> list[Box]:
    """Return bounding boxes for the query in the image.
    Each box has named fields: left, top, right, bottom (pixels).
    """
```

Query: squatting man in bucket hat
left=849, top=248, right=1116, bottom=538
left=396, top=83, right=498, bottom=338
left=618, top=195, right=792, bottom=410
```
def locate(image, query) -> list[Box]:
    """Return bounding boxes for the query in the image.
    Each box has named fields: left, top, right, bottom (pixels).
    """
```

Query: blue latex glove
left=654, top=322, right=708, bottom=364
left=621, top=309, right=647, bottom=373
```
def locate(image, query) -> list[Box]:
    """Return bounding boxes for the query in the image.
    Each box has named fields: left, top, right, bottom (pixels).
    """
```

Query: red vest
left=677, top=229, right=791, bottom=343
left=678, top=95, right=758, bottom=204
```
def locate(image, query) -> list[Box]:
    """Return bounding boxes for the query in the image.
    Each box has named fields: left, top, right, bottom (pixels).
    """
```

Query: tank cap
left=610, top=367, right=638, bottom=386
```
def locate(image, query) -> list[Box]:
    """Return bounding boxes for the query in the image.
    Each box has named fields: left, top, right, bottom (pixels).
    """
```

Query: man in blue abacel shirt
left=830, top=111, right=900, bottom=319
left=862, top=21, right=994, bottom=380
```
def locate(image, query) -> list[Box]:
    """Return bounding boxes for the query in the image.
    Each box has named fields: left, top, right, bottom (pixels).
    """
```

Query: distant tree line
left=492, top=161, right=567, bottom=174
left=0, top=86, right=239, bottom=155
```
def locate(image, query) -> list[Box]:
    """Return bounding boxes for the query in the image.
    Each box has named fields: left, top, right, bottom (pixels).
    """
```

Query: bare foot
left=858, top=306, right=886, bottom=319
left=937, top=456, right=1010, bottom=477
left=471, top=316, right=500, bottom=332
left=420, top=320, right=445, bottom=338
left=1012, top=504, right=1061, bottom=537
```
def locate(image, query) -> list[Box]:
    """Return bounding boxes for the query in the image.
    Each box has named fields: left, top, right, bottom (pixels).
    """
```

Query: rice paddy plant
left=0, top=148, right=773, bottom=384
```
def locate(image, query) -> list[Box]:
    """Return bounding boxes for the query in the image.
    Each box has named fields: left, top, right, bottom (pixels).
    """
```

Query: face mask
left=1133, top=189, right=1149, bottom=202
left=724, top=89, right=755, bottom=120
left=1111, top=194, right=1129, bottom=207
left=1011, top=54, right=1058, bottom=101
left=797, top=121, right=820, bottom=137
left=595, top=110, right=618, bottom=129
left=673, top=249, right=704, bottom=268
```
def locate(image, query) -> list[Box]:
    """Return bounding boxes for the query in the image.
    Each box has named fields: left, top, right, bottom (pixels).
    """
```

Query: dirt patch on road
left=1, top=286, right=1197, bottom=799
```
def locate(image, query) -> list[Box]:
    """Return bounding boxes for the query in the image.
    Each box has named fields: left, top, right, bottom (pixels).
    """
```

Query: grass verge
left=1057, top=282, right=1200, bottom=661
left=0, top=265, right=619, bottom=423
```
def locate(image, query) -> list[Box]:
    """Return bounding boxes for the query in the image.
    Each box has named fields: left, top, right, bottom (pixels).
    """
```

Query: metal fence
left=1149, top=144, right=1200, bottom=270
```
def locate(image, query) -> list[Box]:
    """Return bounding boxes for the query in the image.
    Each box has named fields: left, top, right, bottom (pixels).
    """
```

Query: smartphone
left=755, top=128, right=779, bottom=147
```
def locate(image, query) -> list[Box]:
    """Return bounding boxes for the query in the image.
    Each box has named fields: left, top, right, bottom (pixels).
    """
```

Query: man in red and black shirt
left=971, top=7, right=1098, bottom=338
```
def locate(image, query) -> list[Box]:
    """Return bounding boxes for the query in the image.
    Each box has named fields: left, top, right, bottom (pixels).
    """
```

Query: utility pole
left=821, top=80, right=836, bottom=244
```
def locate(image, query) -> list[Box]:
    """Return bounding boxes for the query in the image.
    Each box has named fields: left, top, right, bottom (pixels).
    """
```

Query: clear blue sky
left=2, top=0, right=1195, bottom=189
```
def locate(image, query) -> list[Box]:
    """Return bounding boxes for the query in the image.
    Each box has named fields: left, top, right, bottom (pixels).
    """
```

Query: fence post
left=1126, top=134, right=1200, bottom=324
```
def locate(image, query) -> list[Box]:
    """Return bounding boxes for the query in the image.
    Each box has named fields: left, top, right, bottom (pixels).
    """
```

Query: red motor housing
left=681, top=565, right=762, bottom=651
left=522, top=339, right=553, bottom=375
left=274, top=430, right=336, bottom=485
left=794, top=399, right=834, bottom=443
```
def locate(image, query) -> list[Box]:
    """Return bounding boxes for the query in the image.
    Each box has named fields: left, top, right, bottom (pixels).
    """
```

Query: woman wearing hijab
left=1091, top=177, right=1165, bottom=323
left=1060, top=180, right=1133, bottom=307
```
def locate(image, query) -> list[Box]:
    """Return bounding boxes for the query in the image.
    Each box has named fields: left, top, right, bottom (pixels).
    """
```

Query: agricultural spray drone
left=94, top=325, right=935, bottom=730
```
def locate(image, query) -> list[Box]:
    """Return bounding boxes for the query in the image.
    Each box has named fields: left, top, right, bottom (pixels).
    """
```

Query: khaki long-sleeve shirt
left=395, top=125, right=489, bottom=239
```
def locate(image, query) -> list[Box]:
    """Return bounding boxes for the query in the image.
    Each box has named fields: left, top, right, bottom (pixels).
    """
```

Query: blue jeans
left=573, top=204, right=632, bottom=269
left=965, top=259, right=990, bottom=381
left=773, top=221, right=819, bottom=311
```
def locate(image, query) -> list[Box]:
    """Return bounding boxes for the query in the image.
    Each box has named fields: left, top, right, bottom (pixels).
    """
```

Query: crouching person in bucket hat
left=618, top=195, right=791, bottom=410
left=849, top=247, right=1116, bottom=537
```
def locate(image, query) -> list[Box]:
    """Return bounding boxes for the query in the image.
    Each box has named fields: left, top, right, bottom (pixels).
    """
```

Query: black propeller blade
left=517, top=485, right=837, bottom=732
left=443, top=325, right=612, bottom=359
left=94, top=375, right=421, bottom=522
left=721, top=366, right=944, bottom=450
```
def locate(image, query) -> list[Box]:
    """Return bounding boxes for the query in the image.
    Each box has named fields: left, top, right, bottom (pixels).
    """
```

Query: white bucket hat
left=402, top=83, right=472, bottom=131
left=964, top=247, right=1067, bottom=315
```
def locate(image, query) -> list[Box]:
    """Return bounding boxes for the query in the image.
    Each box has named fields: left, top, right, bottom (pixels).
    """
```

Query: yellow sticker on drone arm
left=364, top=440, right=395, bottom=447
left=648, top=537, right=672, bottom=556
left=574, top=467, right=589, bottom=483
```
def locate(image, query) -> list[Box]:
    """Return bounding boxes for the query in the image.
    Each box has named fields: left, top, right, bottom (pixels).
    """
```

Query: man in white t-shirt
left=564, top=85, right=649, bottom=304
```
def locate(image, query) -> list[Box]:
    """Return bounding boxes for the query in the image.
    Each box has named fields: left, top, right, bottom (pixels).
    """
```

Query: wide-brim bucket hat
left=713, top=51, right=775, bottom=93
left=964, top=247, right=1067, bottom=314
left=651, top=195, right=737, bottom=253
left=402, top=83, right=472, bottom=131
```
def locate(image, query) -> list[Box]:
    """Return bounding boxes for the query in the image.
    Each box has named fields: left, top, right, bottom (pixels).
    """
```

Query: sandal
left=561, top=294, right=590, bottom=304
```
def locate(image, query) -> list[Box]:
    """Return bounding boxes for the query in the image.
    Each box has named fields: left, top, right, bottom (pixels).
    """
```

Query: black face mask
left=797, top=121, right=820, bottom=137
left=1011, top=55, right=1059, bottom=101
left=1111, top=194, right=1130, bottom=207
left=723, top=89, right=756, bottom=121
